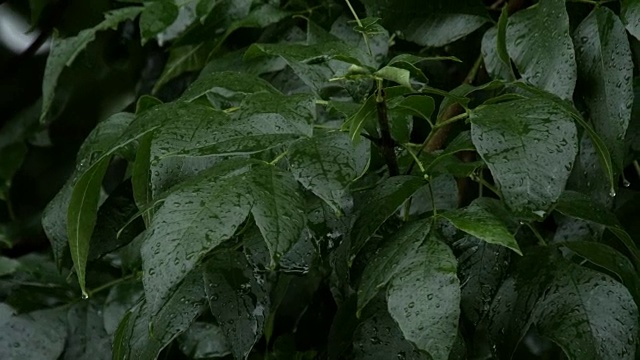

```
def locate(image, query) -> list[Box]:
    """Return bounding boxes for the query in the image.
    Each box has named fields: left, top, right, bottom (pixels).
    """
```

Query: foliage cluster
left=2, top=0, right=640, bottom=359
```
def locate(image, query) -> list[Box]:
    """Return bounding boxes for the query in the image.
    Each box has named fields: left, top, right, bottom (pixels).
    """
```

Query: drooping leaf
left=352, top=298, right=429, bottom=360
left=374, top=66, right=412, bottom=89
left=486, top=249, right=639, bottom=360
left=408, top=175, right=458, bottom=216
left=440, top=197, right=521, bottom=255
left=103, top=281, right=144, bottom=336
left=64, top=302, right=111, bottom=360
left=554, top=191, right=640, bottom=268
left=42, top=178, right=73, bottom=269
left=287, top=131, right=370, bottom=213
left=455, top=235, right=511, bottom=326
left=470, top=98, right=578, bottom=218
left=0, top=304, right=67, bottom=360
left=40, top=7, right=143, bottom=122
left=361, top=0, right=489, bottom=47
left=574, top=6, right=634, bottom=171
left=563, top=241, right=640, bottom=306
left=140, top=160, right=254, bottom=311
left=357, top=219, right=432, bottom=314
left=139, top=1, right=179, bottom=45
left=386, top=234, right=460, bottom=360
left=482, top=27, right=515, bottom=82
left=178, top=322, right=230, bottom=359
left=621, top=0, right=640, bottom=40
left=247, top=163, right=306, bottom=265
left=153, top=43, right=214, bottom=93
left=113, top=268, right=207, bottom=360
left=506, top=0, right=576, bottom=100
left=350, top=176, right=425, bottom=257
left=179, top=70, right=279, bottom=103
left=203, top=251, right=270, bottom=359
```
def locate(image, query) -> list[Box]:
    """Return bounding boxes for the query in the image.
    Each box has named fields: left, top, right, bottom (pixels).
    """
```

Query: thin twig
left=375, top=84, right=399, bottom=176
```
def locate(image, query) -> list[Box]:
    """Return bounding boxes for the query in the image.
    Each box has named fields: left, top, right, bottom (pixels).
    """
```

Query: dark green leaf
left=408, top=175, right=458, bottom=216
left=64, top=302, right=111, bottom=360
left=386, top=234, right=460, bottom=360
left=153, top=43, right=214, bottom=93
left=203, top=251, right=270, bottom=359
left=139, top=1, right=179, bottom=45
left=178, top=322, right=230, bottom=359
left=247, top=163, right=306, bottom=265
left=506, top=0, right=576, bottom=100
left=179, top=70, right=279, bottom=103
left=357, top=220, right=432, bottom=314
left=103, top=281, right=144, bottom=335
left=362, top=0, right=489, bottom=47
left=554, top=191, right=640, bottom=267
left=440, top=198, right=521, bottom=255
left=574, top=6, right=634, bottom=171
left=470, top=98, right=578, bottom=218
left=114, top=268, right=206, bottom=360
left=0, top=256, right=20, bottom=276
left=350, top=176, right=425, bottom=257
left=41, top=7, right=143, bottom=122
left=288, top=132, right=370, bottom=213
left=621, top=0, right=640, bottom=40
left=140, top=160, right=254, bottom=311
left=563, top=241, right=640, bottom=306
left=0, top=304, right=67, bottom=360
left=389, top=95, right=435, bottom=125
left=482, top=27, right=514, bottom=81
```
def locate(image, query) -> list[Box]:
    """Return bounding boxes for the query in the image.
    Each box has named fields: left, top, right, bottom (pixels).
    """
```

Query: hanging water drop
left=623, top=179, right=631, bottom=188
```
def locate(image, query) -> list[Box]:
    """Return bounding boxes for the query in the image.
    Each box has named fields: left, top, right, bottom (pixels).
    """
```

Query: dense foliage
left=2, top=0, right=640, bottom=358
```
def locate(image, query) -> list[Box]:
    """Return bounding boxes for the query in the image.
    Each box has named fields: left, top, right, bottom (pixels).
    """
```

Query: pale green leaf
left=139, top=1, right=179, bottom=45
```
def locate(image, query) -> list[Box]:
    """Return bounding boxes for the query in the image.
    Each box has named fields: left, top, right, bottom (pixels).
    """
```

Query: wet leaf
left=179, top=70, right=279, bottom=104
left=361, top=0, right=489, bottom=47
left=113, top=268, right=207, bottom=360
left=203, top=251, right=270, bottom=359
left=288, top=132, right=370, bottom=213
left=386, top=234, right=460, bottom=360
left=64, top=302, right=111, bottom=360
left=470, top=98, right=578, bottom=218
left=350, top=176, right=425, bottom=257
left=554, top=191, right=640, bottom=267
left=40, top=7, right=142, bottom=123
left=103, top=281, right=144, bottom=335
left=506, top=0, right=576, bottom=100
left=139, top=1, right=179, bottom=45
left=358, top=220, right=432, bottom=314
left=574, top=6, right=634, bottom=171
left=140, top=160, right=254, bottom=311
left=178, top=322, right=230, bottom=359
left=440, top=198, right=521, bottom=255
left=621, top=0, right=640, bottom=40
left=0, top=304, right=67, bottom=360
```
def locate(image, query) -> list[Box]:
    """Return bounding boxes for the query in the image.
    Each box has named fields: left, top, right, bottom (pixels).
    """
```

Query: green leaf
left=574, top=6, right=634, bottom=171
left=563, top=241, right=640, bottom=307
left=554, top=191, right=640, bottom=268
left=178, top=322, right=230, bottom=359
left=140, top=160, right=254, bottom=311
left=67, top=158, right=109, bottom=298
left=374, top=66, right=412, bottom=89
left=352, top=298, right=429, bottom=359
left=408, top=175, right=458, bottom=216
left=621, top=0, right=640, bottom=40
left=179, top=70, right=279, bottom=103
left=65, top=302, right=111, bottom=359
left=456, top=236, right=511, bottom=326
left=389, top=95, right=435, bottom=125
left=0, top=304, right=67, bottom=360
left=362, top=0, right=489, bottom=47
left=506, top=0, right=576, bottom=100
left=487, top=249, right=639, bottom=359
left=139, top=1, right=179, bottom=45
left=481, top=27, right=514, bottom=81
left=358, top=219, right=432, bottom=314
left=203, top=251, right=269, bottom=359
left=0, top=256, right=20, bottom=277
left=41, top=7, right=143, bottom=123
left=132, top=134, right=153, bottom=226
left=42, top=178, right=73, bottom=269
left=287, top=132, right=370, bottom=213
left=247, top=164, right=306, bottom=265
left=440, top=198, right=521, bottom=255
left=103, top=281, right=144, bottom=335
left=350, top=176, right=425, bottom=257
left=153, top=43, right=214, bottom=93
left=496, top=6, right=511, bottom=75
left=386, top=234, right=460, bottom=360
left=470, top=98, right=578, bottom=218
left=114, top=268, right=206, bottom=360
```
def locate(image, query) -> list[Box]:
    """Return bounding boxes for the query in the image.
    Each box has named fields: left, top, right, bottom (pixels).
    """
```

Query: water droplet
left=609, top=189, right=617, bottom=197
left=623, top=179, right=631, bottom=188
left=81, top=292, right=89, bottom=300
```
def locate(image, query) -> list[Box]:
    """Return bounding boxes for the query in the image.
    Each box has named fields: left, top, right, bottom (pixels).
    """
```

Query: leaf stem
left=269, top=151, right=288, bottom=165
left=344, top=0, right=373, bottom=55
left=86, top=271, right=141, bottom=298
left=633, top=160, right=640, bottom=180
left=470, top=172, right=500, bottom=198
left=434, top=111, right=469, bottom=129
left=375, top=81, right=400, bottom=176
left=526, top=223, right=547, bottom=247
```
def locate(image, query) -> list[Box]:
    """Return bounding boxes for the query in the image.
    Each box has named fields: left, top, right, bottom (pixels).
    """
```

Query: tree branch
left=376, top=87, right=399, bottom=176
